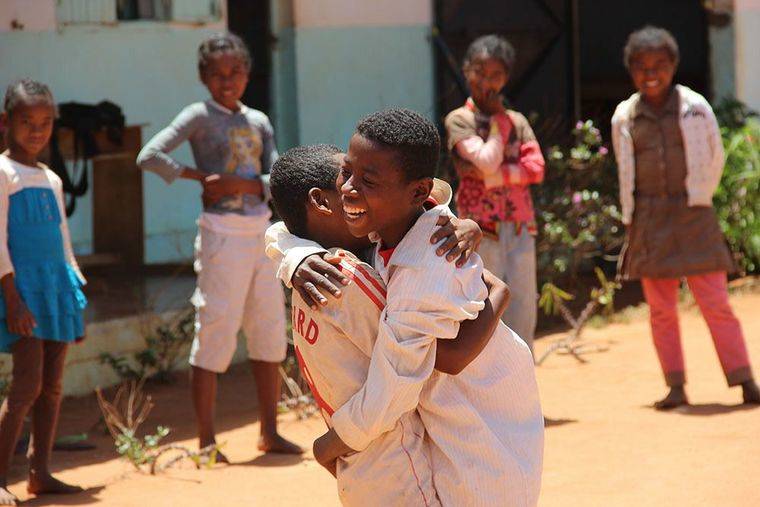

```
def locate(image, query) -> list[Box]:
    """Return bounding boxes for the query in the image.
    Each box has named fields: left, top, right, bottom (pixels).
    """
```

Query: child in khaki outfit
left=611, top=26, right=760, bottom=409
left=137, top=33, right=300, bottom=456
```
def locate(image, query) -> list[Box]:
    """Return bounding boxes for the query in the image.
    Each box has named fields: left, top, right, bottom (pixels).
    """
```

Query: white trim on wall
left=0, top=0, right=57, bottom=32
left=293, top=0, right=431, bottom=29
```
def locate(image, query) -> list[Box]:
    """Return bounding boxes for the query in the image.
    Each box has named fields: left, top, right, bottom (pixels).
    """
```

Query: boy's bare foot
left=654, top=386, right=688, bottom=410
left=0, top=486, right=17, bottom=506
left=199, top=440, right=230, bottom=464
left=258, top=433, right=303, bottom=455
left=27, top=472, right=83, bottom=496
left=742, top=380, right=760, bottom=404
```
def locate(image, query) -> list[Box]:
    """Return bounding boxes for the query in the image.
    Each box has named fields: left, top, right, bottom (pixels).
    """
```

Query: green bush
left=535, top=120, right=623, bottom=287
left=713, top=115, right=760, bottom=273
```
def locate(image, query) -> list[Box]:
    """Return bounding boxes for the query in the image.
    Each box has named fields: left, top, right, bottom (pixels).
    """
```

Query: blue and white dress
left=0, top=154, right=86, bottom=352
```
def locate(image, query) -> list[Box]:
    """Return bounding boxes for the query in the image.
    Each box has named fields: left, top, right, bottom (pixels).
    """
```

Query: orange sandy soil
left=6, top=291, right=760, bottom=506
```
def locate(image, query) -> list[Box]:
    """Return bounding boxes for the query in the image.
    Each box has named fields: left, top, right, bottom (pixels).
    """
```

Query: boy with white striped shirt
left=265, top=145, right=509, bottom=505
left=283, top=111, right=544, bottom=506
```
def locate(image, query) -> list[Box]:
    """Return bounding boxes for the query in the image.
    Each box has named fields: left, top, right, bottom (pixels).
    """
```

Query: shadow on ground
left=20, top=485, right=105, bottom=506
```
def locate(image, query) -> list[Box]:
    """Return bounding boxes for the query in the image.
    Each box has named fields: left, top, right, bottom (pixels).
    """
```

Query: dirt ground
left=6, top=291, right=760, bottom=506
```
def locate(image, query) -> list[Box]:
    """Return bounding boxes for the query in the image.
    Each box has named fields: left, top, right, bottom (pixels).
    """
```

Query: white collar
left=370, top=206, right=451, bottom=269
left=208, top=99, right=245, bottom=115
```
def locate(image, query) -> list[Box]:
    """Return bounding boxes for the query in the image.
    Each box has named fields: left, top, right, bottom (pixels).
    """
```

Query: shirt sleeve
left=264, top=221, right=328, bottom=287
left=259, top=116, right=279, bottom=202
left=136, top=105, right=199, bottom=184
left=611, top=104, right=635, bottom=225
left=502, top=113, right=545, bottom=186
left=704, top=104, right=725, bottom=200
left=444, top=108, right=478, bottom=152
left=51, top=176, right=86, bottom=285
left=454, top=119, right=504, bottom=176
left=0, top=171, right=13, bottom=279
left=330, top=257, right=487, bottom=451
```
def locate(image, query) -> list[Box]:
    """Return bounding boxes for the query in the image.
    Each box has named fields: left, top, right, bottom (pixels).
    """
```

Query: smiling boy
left=313, top=109, right=544, bottom=506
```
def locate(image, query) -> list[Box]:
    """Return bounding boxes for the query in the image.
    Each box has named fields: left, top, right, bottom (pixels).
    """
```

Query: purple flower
left=599, top=146, right=609, bottom=155
left=572, top=192, right=582, bottom=205
left=575, top=121, right=584, bottom=130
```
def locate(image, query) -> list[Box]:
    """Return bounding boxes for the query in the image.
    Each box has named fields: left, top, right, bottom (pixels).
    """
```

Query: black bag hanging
left=48, top=101, right=125, bottom=216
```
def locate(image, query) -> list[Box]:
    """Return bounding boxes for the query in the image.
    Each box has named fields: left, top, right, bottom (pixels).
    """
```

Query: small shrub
left=712, top=108, right=760, bottom=274
left=536, top=268, right=621, bottom=365
left=101, top=307, right=194, bottom=383
left=535, top=120, right=624, bottom=286
left=97, top=381, right=219, bottom=474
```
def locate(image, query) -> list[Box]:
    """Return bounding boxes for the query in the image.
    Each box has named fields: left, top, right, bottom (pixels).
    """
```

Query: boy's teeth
left=343, top=205, right=366, bottom=215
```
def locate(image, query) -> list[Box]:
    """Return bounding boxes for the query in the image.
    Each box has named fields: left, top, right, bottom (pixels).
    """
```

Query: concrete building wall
left=709, top=22, right=736, bottom=102
left=288, top=0, right=435, bottom=150
left=735, top=0, right=760, bottom=110
left=0, top=0, right=436, bottom=265
left=0, top=2, right=225, bottom=264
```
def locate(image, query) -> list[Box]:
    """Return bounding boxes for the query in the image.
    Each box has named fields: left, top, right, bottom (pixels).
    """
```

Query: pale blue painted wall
left=0, top=22, right=220, bottom=263
left=270, top=0, right=299, bottom=151
left=0, top=20, right=436, bottom=263
left=292, top=25, right=435, bottom=150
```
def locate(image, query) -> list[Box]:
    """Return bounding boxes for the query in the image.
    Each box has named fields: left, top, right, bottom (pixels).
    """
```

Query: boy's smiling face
left=629, top=48, right=676, bottom=104
left=304, top=152, right=374, bottom=254
left=200, top=52, right=249, bottom=110
left=338, top=134, right=432, bottom=247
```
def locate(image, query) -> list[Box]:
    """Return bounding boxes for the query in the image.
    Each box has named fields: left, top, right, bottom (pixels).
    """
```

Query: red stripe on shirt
left=399, top=419, right=431, bottom=507
left=295, top=346, right=334, bottom=416
left=336, top=253, right=388, bottom=298
left=337, top=262, right=386, bottom=311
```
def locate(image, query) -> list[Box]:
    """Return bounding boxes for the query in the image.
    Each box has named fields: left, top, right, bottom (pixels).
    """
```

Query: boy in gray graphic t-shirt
left=137, top=33, right=302, bottom=457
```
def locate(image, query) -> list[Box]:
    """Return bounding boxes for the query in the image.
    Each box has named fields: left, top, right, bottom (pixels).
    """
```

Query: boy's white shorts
left=189, top=226, right=287, bottom=372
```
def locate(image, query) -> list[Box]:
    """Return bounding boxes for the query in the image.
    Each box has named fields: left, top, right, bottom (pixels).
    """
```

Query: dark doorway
left=434, top=0, right=709, bottom=141
left=435, top=0, right=573, bottom=141
left=579, top=0, right=710, bottom=134
left=227, top=0, right=272, bottom=113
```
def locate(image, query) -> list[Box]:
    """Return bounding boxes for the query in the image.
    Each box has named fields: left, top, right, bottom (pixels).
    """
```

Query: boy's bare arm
left=434, top=269, right=510, bottom=375
left=313, top=428, right=353, bottom=477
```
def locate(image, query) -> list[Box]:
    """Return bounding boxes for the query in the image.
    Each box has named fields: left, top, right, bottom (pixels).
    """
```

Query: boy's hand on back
left=313, top=428, right=353, bottom=477
left=292, top=254, right=350, bottom=309
left=431, top=215, right=483, bottom=267
left=290, top=216, right=482, bottom=309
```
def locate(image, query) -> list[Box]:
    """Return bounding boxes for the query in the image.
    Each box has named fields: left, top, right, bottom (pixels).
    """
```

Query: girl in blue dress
left=0, top=79, right=86, bottom=505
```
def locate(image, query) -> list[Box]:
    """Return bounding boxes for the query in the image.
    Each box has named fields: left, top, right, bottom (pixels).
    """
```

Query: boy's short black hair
left=464, top=34, right=516, bottom=73
left=355, top=108, right=440, bottom=181
left=198, top=32, right=252, bottom=73
left=623, top=26, right=680, bottom=69
left=270, top=144, right=341, bottom=237
left=3, top=78, right=54, bottom=116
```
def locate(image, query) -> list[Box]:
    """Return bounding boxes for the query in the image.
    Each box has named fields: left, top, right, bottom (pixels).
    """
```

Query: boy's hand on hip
left=202, top=174, right=263, bottom=205
left=292, top=254, right=350, bottom=310
left=431, top=215, right=483, bottom=267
